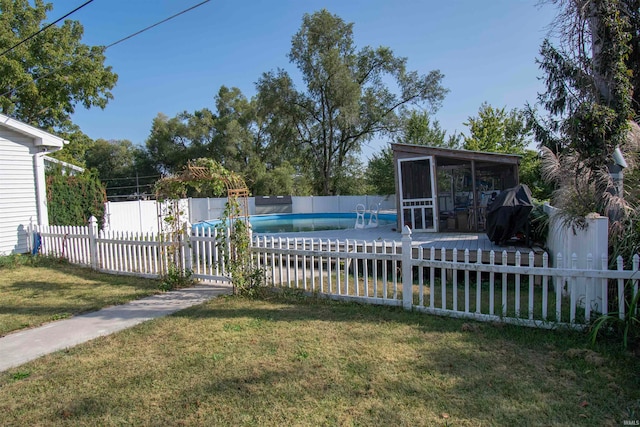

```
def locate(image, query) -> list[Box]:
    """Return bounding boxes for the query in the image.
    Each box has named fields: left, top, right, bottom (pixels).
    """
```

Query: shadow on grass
left=165, top=295, right=638, bottom=425
left=1, top=291, right=638, bottom=425
left=0, top=263, right=162, bottom=335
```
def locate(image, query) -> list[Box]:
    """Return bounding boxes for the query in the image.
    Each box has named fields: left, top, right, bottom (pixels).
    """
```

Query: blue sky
left=56, top=0, right=558, bottom=160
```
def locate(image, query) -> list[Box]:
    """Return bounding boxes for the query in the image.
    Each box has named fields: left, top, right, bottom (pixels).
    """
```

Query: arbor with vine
left=154, top=158, right=262, bottom=294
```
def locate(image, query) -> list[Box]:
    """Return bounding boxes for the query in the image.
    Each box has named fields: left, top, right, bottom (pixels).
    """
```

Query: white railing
left=252, top=236, right=404, bottom=307
left=26, top=219, right=639, bottom=329
left=35, top=223, right=92, bottom=265
left=31, top=218, right=182, bottom=278
left=251, top=227, right=640, bottom=328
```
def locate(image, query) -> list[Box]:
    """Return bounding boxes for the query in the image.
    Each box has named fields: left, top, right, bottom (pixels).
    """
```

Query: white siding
left=0, top=129, right=37, bottom=255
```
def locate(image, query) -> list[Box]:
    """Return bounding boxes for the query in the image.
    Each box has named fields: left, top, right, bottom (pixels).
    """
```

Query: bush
left=528, top=201, right=549, bottom=247
left=46, top=168, right=106, bottom=228
left=159, top=266, right=194, bottom=291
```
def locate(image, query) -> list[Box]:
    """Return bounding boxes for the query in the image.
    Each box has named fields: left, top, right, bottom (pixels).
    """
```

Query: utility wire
left=106, top=183, right=154, bottom=190
left=0, top=0, right=95, bottom=58
left=100, top=174, right=161, bottom=182
left=0, top=0, right=211, bottom=99
left=104, top=0, right=210, bottom=50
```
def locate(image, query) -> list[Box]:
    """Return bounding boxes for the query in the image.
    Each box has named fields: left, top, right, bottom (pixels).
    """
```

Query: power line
left=0, top=0, right=211, bottom=99
left=104, top=0, right=210, bottom=50
left=0, top=0, right=95, bottom=58
left=106, top=183, right=154, bottom=191
left=100, top=174, right=161, bottom=182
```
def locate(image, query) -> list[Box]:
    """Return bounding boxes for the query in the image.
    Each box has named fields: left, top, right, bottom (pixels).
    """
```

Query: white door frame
left=397, top=156, right=437, bottom=232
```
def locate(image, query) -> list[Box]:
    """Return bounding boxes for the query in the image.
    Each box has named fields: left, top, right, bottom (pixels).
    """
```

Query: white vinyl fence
left=30, top=217, right=228, bottom=280
left=104, top=195, right=396, bottom=232
left=27, top=218, right=639, bottom=329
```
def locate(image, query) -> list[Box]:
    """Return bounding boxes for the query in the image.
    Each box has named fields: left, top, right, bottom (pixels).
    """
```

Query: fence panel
left=34, top=224, right=91, bottom=265
left=251, top=231, right=639, bottom=328
left=95, top=230, right=173, bottom=278
left=191, top=226, right=228, bottom=279
left=25, top=219, right=640, bottom=330
left=252, top=236, right=403, bottom=306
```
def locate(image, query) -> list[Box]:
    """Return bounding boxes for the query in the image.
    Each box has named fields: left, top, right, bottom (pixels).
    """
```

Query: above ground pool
left=195, top=212, right=397, bottom=233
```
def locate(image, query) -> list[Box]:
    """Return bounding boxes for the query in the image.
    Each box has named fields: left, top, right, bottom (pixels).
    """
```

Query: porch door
left=398, top=156, right=437, bottom=232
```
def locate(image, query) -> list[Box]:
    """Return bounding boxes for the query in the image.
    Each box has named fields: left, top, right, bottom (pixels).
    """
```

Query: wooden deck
left=411, top=232, right=546, bottom=266
left=255, top=225, right=547, bottom=267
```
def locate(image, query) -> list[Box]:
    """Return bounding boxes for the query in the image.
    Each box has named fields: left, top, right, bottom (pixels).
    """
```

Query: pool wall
left=188, top=195, right=396, bottom=223
left=104, top=195, right=396, bottom=234
left=195, top=212, right=398, bottom=233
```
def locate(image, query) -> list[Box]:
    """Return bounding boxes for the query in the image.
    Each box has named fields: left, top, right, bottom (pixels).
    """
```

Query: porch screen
left=400, top=158, right=432, bottom=199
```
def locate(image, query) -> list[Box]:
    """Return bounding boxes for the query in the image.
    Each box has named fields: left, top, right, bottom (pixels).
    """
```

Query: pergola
left=155, top=162, right=250, bottom=232
left=391, top=143, right=521, bottom=233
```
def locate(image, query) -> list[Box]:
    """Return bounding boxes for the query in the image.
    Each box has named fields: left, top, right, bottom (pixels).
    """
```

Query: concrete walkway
left=0, top=281, right=233, bottom=372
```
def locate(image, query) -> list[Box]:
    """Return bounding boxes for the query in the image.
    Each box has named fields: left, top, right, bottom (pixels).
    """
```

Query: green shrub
left=46, top=168, right=106, bottom=228
left=590, top=282, right=640, bottom=350
left=159, top=266, right=194, bottom=291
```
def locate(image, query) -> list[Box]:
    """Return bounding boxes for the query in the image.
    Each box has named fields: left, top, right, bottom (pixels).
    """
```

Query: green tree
left=0, top=0, right=117, bottom=131
left=463, top=103, right=530, bottom=154
left=397, top=110, right=461, bottom=148
left=85, top=139, right=157, bottom=200
left=145, top=111, right=214, bottom=175
left=528, top=1, right=634, bottom=163
left=145, top=86, right=301, bottom=196
left=527, top=1, right=636, bottom=216
left=256, top=9, right=448, bottom=195
left=365, top=146, right=395, bottom=195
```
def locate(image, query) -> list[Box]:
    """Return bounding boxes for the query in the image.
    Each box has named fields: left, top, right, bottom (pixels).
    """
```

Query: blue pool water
left=195, top=212, right=397, bottom=233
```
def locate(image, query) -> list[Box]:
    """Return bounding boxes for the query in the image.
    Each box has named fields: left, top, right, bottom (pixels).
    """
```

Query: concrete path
left=0, top=281, right=233, bottom=372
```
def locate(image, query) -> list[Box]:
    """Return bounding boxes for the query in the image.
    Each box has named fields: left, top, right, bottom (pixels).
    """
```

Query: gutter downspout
left=33, top=150, right=49, bottom=226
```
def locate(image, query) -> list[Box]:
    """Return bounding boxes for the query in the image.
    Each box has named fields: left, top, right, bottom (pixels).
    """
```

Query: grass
left=0, top=255, right=162, bottom=336
left=0, top=286, right=639, bottom=426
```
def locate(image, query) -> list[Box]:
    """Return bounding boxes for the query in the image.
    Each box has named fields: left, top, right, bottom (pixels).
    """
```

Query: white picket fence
left=30, top=217, right=228, bottom=279
left=27, top=218, right=640, bottom=329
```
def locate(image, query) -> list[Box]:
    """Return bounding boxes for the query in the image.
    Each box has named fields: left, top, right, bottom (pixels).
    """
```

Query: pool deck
left=254, top=224, right=547, bottom=265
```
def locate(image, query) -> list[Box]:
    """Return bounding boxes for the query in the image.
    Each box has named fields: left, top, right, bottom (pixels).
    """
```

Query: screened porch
left=391, top=143, right=521, bottom=233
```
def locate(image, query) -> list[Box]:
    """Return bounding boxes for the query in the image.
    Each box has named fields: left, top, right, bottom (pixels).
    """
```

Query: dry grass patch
left=0, top=291, right=638, bottom=426
left=0, top=257, right=161, bottom=336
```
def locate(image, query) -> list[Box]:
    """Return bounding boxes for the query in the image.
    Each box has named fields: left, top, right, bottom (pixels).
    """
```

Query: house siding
left=0, top=129, right=38, bottom=255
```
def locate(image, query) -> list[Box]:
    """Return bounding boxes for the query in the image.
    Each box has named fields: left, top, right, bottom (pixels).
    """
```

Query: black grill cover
left=486, top=184, right=533, bottom=245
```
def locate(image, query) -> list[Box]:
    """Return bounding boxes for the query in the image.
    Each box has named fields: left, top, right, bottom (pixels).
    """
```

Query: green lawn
left=0, top=255, right=161, bottom=336
left=0, top=282, right=638, bottom=426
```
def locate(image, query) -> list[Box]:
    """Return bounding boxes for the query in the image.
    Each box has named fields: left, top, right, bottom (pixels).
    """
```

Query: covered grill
left=486, top=184, right=533, bottom=245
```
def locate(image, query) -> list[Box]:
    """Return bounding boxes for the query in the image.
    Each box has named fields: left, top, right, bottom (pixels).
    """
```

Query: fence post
left=183, top=221, right=193, bottom=273
left=402, top=225, right=413, bottom=310
left=88, top=216, right=98, bottom=270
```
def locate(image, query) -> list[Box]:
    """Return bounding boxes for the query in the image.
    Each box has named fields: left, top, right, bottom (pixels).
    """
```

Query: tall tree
left=145, top=110, right=215, bottom=175
left=256, top=9, right=448, bottom=195
left=528, top=1, right=634, bottom=162
left=463, top=103, right=531, bottom=154
left=144, top=86, right=303, bottom=196
left=85, top=139, right=157, bottom=199
left=0, top=0, right=117, bottom=131
left=527, top=0, right=640, bottom=263
left=396, top=110, right=461, bottom=148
